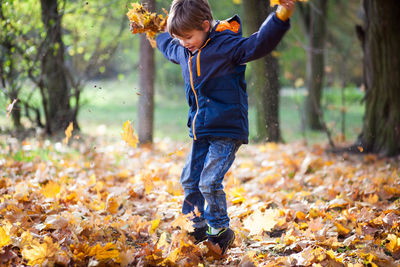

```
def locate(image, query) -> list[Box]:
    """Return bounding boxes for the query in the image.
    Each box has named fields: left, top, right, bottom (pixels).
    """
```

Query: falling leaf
left=6, top=99, right=18, bottom=118
left=294, top=78, right=305, bottom=88
left=63, top=122, right=73, bottom=144
left=121, top=120, right=138, bottom=148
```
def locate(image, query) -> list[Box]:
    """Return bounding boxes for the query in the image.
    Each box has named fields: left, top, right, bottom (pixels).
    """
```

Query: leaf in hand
left=126, top=3, right=168, bottom=47
left=270, top=0, right=308, bottom=7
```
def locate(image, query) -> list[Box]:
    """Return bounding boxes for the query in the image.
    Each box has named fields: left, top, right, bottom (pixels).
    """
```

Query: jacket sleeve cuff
left=272, top=12, right=291, bottom=27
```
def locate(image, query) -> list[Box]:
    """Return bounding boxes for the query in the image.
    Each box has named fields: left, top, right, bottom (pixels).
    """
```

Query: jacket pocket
left=204, top=98, right=241, bottom=129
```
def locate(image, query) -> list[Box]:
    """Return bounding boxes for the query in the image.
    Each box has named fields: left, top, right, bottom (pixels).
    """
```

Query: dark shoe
left=207, top=227, right=235, bottom=254
left=188, top=225, right=208, bottom=244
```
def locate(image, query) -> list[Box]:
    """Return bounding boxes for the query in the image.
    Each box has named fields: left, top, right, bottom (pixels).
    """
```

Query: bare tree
left=137, top=0, right=155, bottom=144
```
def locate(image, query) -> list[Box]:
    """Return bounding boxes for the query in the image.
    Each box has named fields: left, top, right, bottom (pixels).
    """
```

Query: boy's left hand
left=276, top=0, right=296, bottom=21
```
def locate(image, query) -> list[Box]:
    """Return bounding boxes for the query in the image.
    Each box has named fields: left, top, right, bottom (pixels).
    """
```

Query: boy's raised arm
left=156, top=32, right=184, bottom=65
left=231, top=0, right=295, bottom=64
left=231, top=13, right=290, bottom=65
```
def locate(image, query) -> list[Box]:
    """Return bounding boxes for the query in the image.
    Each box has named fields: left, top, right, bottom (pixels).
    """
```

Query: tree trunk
left=0, top=2, right=22, bottom=130
left=138, top=0, right=155, bottom=144
left=356, top=0, right=400, bottom=156
left=304, top=0, right=328, bottom=130
left=243, top=0, right=282, bottom=142
left=40, top=0, right=75, bottom=134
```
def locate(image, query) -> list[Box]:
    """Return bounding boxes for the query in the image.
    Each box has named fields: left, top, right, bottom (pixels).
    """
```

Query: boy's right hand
left=276, top=0, right=295, bottom=21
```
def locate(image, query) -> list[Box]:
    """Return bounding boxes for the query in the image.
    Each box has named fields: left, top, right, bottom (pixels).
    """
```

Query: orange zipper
left=197, top=39, right=211, bottom=77
left=188, top=56, right=199, bottom=140
left=188, top=38, right=211, bottom=140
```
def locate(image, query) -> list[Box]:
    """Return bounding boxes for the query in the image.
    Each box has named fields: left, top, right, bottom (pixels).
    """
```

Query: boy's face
left=174, top=20, right=210, bottom=52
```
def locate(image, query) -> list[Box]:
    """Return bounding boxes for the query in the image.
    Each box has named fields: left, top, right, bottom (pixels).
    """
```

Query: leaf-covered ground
left=1, top=135, right=400, bottom=266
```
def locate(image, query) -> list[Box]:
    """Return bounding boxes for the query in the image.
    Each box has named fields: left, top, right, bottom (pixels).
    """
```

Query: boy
left=156, top=0, right=294, bottom=254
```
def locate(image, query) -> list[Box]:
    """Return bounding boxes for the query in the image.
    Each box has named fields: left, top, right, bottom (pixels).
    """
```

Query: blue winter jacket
left=156, top=13, right=290, bottom=143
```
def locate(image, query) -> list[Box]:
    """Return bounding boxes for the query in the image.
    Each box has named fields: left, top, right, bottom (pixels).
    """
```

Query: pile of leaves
left=1, top=133, right=400, bottom=266
left=126, top=3, right=168, bottom=47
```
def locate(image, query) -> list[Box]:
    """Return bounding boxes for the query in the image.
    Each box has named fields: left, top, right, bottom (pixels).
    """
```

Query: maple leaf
left=63, top=122, right=73, bottom=144
left=121, top=120, right=138, bottom=148
left=6, top=99, right=18, bottom=118
left=171, top=214, right=194, bottom=233
left=243, top=209, right=280, bottom=235
left=22, top=236, right=60, bottom=266
left=0, top=226, right=11, bottom=248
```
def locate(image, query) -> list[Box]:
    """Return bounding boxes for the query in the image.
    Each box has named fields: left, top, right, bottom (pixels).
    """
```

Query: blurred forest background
left=0, top=0, right=398, bottom=154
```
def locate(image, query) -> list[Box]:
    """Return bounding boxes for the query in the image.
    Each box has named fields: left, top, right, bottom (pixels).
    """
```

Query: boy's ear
left=202, top=20, right=211, bottom=32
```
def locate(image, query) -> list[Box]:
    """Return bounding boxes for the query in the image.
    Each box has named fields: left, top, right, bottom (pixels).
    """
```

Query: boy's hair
left=167, top=0, right=213, bottom=37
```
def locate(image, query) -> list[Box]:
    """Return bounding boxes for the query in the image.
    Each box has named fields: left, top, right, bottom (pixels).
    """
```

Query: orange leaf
left=270, top=0, right=309, bottom=6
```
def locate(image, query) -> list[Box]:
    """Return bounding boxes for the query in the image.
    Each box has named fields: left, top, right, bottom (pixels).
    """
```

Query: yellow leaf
left=335, top=222, right=351, bottom=235
left=171, top=214, right=194, bottom=233
left=22, top=236, right=59, bottom=266
left=88, top=243, right=121, bottom=262
left=0, top=226, right=10, bottom=248
left=106, top=194, right=119, bottom=214
left=63, top=122, right=73, bottom=144
left=41, top=181, right=61, bottom=199
left=294, top=78, right=305, bottom=88
left=243, top=209, right=280, bottom=235
left=156, top=232, right=169, bottom=250
left=386, top=234, right=400, bottom=253
left=121, top=120, right=138, bottom=148
left=150, top=219, right=160, bottom=234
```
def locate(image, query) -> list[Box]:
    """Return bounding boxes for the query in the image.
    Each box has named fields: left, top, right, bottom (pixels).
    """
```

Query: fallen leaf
left=0, top=226, right=11, bottom=248
left=243, top=209, right=280, bottom=235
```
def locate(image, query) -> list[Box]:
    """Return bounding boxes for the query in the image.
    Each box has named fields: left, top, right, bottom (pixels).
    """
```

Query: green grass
left=1, top=78, right=365, bottom=145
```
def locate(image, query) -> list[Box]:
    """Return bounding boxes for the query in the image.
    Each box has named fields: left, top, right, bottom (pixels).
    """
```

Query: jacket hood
left=210, top=15, right=243, bottom=39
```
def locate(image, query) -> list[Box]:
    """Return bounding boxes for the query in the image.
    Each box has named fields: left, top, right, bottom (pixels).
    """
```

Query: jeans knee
left=199, top=180, right=222, bottom=195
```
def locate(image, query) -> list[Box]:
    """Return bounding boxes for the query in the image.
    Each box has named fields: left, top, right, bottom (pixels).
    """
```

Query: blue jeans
left=180, top=137, right=242, bottom=229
